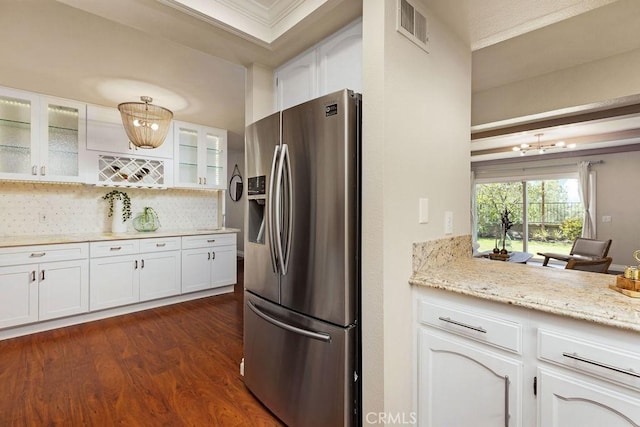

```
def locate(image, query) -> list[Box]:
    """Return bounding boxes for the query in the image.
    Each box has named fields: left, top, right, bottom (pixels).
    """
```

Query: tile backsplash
left=0, top=182, right=219, bottom=236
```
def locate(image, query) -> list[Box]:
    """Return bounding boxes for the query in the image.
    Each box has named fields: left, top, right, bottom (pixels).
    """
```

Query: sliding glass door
left=475, top=177, right=584, bottom=256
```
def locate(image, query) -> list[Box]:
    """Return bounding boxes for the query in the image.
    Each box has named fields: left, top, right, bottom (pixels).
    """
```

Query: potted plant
left=102, top=190, right=132, bottom=233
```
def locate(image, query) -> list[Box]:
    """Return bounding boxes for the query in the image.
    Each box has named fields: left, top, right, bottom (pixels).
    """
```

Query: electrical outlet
left=602, top=215, right=612, bottom=223
left=39, top=212, right=47, bottom=223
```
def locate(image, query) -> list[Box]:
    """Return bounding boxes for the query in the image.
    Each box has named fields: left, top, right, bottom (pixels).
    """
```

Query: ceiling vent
left=396, top=0, right=429, bottom=53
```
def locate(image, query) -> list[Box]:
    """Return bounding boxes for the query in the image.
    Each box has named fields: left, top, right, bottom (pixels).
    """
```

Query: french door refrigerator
left=243, top=89, right=361, bottom=427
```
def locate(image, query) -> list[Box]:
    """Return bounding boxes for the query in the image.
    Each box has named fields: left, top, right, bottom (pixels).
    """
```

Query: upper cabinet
left=173, top=122, right=227, bottom=190
left=275, top=19, right=362, bottom=111
left=0, top=87, right=86, bottom=183
left=86, top=105, right=174, bottom=159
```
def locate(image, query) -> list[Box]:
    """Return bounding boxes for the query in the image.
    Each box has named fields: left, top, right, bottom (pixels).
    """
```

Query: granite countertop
left=0, top=227, right=241, bottom=248
left=410, top=257, right=640, bottom=333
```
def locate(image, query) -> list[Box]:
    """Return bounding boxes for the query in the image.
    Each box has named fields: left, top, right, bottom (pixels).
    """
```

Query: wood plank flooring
left=0, top=260, right=284, bottom=426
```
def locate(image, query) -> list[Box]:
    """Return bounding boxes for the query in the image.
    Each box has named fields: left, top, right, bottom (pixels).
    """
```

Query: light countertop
left=410, top=257, right=640, bottom=333
left=0, top=228, right=240, bottom=248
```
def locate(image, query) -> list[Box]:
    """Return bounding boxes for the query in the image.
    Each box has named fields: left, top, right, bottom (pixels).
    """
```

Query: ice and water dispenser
left=247, top=175, right=266, bottom=244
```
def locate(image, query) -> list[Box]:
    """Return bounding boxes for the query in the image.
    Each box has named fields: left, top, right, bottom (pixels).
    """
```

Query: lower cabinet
left=0, top=243, right=89, bottom=328
left=539, top=368, right=640, bottom=427
left=418, top=329, right=521, bottom=427
left=415, top=288, right=640, bottom=427
left=181, top=234, right=237, bottom=293
left=90, top=238, right=181, bottom=311
left=0, top=233, right=235, bottom=336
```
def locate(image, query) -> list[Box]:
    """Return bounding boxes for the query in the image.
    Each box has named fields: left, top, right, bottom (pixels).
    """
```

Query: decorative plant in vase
left=102, top=190, right=132, bottom=233
left=500, top=207, right=514, bottom=255
left=133, top=207, right=160, bottom=232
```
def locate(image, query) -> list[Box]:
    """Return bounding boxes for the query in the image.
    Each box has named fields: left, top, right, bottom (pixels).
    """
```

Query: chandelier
left=118, top=96, right=173, bottom=149
left=512, top=133, right=576, bottom=156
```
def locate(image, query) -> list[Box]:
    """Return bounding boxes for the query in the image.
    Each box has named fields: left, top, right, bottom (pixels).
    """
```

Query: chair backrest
left=565, top=257, right=612, bottom=274
left=570, top=238, right=612, bottom=258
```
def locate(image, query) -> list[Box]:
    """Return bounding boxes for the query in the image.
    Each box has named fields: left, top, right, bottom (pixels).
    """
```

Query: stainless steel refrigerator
left=243, top=89, right=361, bottom=427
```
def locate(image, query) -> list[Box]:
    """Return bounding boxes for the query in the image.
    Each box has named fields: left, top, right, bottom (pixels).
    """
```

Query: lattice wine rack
left=97, top=155, right=166, bottom=188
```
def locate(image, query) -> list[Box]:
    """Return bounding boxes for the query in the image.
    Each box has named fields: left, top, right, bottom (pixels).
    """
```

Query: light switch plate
left=444, top=211, right=453, bottom=234
left=419, top=198, right=429, bottom=224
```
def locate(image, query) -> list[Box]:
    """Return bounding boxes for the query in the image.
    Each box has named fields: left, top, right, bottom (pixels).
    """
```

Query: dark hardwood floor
left=0, top=259, right=284, bottom=426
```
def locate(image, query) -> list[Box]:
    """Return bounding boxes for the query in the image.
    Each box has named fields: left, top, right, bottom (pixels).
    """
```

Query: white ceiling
left=3, top=0, right=638, bottom=154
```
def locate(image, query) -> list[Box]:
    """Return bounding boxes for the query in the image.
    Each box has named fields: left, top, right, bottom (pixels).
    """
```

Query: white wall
left=472, top=48, right=640, bottom=126
left=361, top=0, right=471, bottom=420
left=226, top=145, right=245, bottom=255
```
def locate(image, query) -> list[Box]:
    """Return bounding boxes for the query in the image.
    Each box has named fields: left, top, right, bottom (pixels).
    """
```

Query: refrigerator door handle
left=281, top=144, right=293, bottom=275
left=268, top=145, right=280, bottom=273
left=274, top=144, right=287, bottom=275
left=247, top=301, right=331, bottom=342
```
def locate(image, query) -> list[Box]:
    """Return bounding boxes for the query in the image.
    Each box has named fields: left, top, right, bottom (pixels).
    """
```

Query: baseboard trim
left=0, top=285, right=234, bottom=341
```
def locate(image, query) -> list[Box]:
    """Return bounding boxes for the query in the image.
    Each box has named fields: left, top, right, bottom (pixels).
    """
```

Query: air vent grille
left=397, top=0, right=429, bottom=52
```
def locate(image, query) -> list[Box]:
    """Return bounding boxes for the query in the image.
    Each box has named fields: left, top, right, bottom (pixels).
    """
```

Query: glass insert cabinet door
left=0, top=87, right=85, bottom=182
left=0, top=89, right=39, bottom=178
left=174, top=121, right=227, bottom=189
left=40, top=97, right=86, bottom=182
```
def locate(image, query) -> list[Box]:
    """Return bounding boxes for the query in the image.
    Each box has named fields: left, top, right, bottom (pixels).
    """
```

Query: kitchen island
left=411, top=235, right=640, bottom=427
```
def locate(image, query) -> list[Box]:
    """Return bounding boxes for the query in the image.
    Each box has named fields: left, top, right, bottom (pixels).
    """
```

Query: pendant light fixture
left=118, top=96, right=173, bottom=149
left=512, top=133, right=576, bottom=156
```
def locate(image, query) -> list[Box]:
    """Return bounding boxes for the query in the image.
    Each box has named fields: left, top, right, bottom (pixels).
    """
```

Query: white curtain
left=577, top=161, right=595, bottom=238
left=471, top=170, right=479, bottom=255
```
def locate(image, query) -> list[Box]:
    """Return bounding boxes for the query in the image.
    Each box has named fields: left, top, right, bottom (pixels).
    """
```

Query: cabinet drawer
left=90, top=240, right=139, bottom=258
left=418, top=300, right=522, bottom=353
left=181, top=233, right=236, bottom=249
left=539, top=329, right=640, bottom=390
left=139, top=237, right=181, bottom=253
left=0, top=243, right=88, bottom=266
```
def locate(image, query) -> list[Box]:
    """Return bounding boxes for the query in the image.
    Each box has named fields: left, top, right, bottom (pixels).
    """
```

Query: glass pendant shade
left=118, top=96, right=173, bottom=149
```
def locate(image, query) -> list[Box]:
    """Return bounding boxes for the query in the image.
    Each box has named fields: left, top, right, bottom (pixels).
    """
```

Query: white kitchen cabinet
left=138, top=243, right=181, bottom=302
left=417, top=308, right=522, bottom=427
left=276, top=49, right=318, bottom=111
left=414, top=287, right=640, bottom=427
left=38, top=259, right=89, bottom=321
left=173, top=122, right=227, bottom=190
left=90, top=253, right=139, bottom=311
left=0, top=86, right=86, bottom=183
left=0, top=264, right=38, bottom=328
left=181, top=234, right=237, bottom=293
left=0, top=243, right=89, bottom=328
left=86, top=104, right=174, bottom=159
left=89, top=237, right=181, bottom=310
left=317, top=19, right=362, bottom=96
left=275, top=19, right=362, bottom=110
left=538, top=368, right=640, bottom=426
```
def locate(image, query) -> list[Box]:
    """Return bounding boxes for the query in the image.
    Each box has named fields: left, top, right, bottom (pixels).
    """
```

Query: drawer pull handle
left=30, top=252, right=46, bottom=258
left=141, top=259, right=145, bottom=269
left=207, top=239, right=216, bottom=243
left=135, top=260, right=138, bottom=269
left=562, top=352, right=640, bottom=378
left=438, top=316, right=487, bottom=334
left=41, top=270, right=45, bottom=281
left=31, top=271, right=36, bottom=282
left=156, top=243, right=166, bottom=247
left=110, top=246, right=122, bottom=251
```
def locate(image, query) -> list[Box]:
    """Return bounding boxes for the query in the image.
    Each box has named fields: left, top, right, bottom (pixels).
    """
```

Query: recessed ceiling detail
left=159, top=0, right=328, bottom=44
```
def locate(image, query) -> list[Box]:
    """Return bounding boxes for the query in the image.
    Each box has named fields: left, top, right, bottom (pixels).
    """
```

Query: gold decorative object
left=118, top=96, right=173, bottom=149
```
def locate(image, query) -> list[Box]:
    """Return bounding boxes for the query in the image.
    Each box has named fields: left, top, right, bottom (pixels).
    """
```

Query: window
left=474, top=176, right=585, bottom=256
